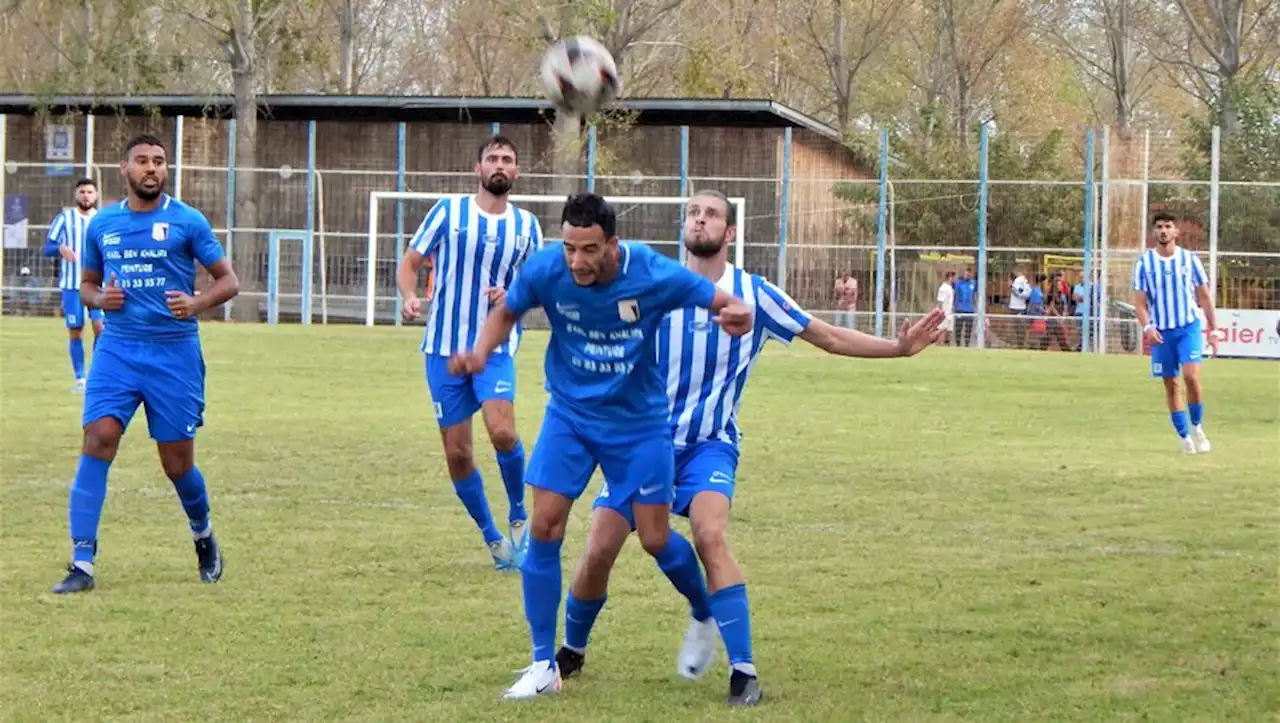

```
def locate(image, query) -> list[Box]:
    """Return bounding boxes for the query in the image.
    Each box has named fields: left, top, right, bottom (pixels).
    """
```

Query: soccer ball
left=539, top=36, right=620, bottom=114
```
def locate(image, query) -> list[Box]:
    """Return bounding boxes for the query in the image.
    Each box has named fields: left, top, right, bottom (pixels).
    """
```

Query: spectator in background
left=952, top=267, right=977, bottom=347
left=1039, top=274, right=1073, bottom=351
left=936, top=270, right=955, bottom=345
left=1073, top=275, right=1097, bottom=347
left=1008, top=268, right=1031, bottom=348
left=834, top=271, right=858, bottom=328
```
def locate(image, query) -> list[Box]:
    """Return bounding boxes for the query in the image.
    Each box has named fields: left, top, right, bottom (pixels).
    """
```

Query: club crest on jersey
left=618, top=299, right=640, bottom=322
left=151, top=222, right=169, bottom=242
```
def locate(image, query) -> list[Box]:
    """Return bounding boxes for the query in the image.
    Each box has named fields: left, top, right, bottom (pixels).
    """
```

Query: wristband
left=1143, top=323, right=1156, bottom=333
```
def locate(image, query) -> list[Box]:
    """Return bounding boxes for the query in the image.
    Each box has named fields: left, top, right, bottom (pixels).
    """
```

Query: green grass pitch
left=1, top=316, right=1276, bottom=722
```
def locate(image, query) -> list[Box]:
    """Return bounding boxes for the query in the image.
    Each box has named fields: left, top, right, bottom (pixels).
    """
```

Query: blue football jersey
left=503, top=242, right=717, bottom=435
left=82, top=194, right=225, bottom=341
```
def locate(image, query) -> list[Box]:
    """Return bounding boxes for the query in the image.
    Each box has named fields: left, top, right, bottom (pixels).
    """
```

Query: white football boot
left=1180, top=436, right=1196, bottom=455
left=676, top=615, right=719, bottom=680
left=502, top=660, right=562, bottom=700
left=1191, top=425, right=1211, bottom=454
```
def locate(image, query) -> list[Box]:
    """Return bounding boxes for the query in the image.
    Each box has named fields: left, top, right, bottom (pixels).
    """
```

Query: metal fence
left=3, top=115, right=1276, bottom=358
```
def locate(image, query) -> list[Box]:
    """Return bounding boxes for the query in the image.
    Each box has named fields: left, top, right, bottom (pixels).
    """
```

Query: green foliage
left=833, top=121, right=1085, bottom=259
left=1176, top=73, right=1280, bottom=254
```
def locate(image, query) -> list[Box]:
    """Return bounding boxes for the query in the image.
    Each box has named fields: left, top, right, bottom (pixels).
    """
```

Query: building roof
left=0, top=94, right=842, bottom=139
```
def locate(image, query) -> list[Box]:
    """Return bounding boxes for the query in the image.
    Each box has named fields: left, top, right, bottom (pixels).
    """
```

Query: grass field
left=1, top=316, right=1277, bottom=722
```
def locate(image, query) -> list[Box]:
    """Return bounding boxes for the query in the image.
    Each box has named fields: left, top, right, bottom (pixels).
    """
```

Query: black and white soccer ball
left=540, top=35, right=620, bottom=114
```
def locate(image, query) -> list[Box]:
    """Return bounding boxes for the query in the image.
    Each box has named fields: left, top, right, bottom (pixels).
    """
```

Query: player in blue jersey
left=395, top=135, right=542, bottom=570
left=41, top=177, right=103, bottom=391
left=449, top=192, right=754, bottom=700
left=549, top=190, right=944, bottom=705
left=1133, top=211, right=1218, bottom=454
left=51, top=134, right=240, bottom=594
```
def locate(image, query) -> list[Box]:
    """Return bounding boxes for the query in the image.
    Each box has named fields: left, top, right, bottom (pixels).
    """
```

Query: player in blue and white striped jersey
left=1133, top=211, right=1219, bottom=454
left=395, top=136, right=543, bottom=570
left=41, top=177, right=103, bottom=391
left=555, top=190, right=946, bottom=706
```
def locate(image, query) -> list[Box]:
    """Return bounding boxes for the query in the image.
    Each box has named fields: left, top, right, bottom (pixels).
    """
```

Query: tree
left=793, top=0, right=906, bottom=130
left=1036, top=0, right=1160, bottom=133
left=1146, top=0, right=1280, bottom=136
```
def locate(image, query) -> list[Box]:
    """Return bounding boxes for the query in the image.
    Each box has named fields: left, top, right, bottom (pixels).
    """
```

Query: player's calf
left=557, top=506, right=630, bottom=676
left=158, top=442, right=222, bottom=583
left=482, top=401, right=528, bottom=557
left=689, top=493, right=760, bottom=703
left=54, top=420, right=123, bottom=593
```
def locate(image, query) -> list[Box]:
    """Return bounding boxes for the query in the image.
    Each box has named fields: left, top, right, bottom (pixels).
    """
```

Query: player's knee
left=636, top=526, right=670, bottom=557
left=158, top=448, right=194, bottom=480
left=68, top=327, right=83, bottom=340
left=81, top=421, right=122, bottom=460
left=486, top=425, right=518, bottom=453
left=442, top=437, right=474, bottom=478
left=530, top=514, right=567, bottom=542
left=691, top=523, right=729, bottom=562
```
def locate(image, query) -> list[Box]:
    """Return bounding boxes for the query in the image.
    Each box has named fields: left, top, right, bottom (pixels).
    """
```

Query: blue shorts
left=1150, top=320, right=1203, bottom=378
left=527, top=406, right=675, bottom=513
left=82, top=337, right=206, bottom=442
left=425, top=352, right=516, bottom=427
left=61, top=290, right=102, bottom=329
left=593, top=440, right=739, bottom=530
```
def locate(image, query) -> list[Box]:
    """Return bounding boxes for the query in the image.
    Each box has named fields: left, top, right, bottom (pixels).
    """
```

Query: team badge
left=151, top=222, right=169, bottom=242
left=618, top=299, right=639, bottom=322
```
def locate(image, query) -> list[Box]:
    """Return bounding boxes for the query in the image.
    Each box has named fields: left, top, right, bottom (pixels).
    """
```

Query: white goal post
left=366, top=192, right=747, bottom=327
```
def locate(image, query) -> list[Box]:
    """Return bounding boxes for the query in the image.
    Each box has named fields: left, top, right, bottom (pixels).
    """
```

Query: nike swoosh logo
left=639, top=485, right=663, bottom=496
left=717, top=618, right=739, bottom=628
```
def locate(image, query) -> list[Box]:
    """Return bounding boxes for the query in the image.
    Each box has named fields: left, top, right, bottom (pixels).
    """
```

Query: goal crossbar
left=366, top=191, right=747, bottom=326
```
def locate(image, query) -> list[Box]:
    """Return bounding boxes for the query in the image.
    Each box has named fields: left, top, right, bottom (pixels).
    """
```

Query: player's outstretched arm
left=800, top=308, right=946, bottom=358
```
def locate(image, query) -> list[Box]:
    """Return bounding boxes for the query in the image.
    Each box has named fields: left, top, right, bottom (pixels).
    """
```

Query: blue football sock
left=654, top=530, right=713, bottom=622
left=709, top=583, right=754, bottom=671
left=69, top=338, right=85, bottom=380
left=1170, top=409, right=1190, bottom=438
left=452, top=470, right=503, bottom=545
left=564, top=592, right=607, bottom=652
left=1189, top=402, right=1204, bottom=427
left=69, top=454, right=111, bottom=571
left=521, top=537, right=563, bottom=663
left=171, top=466, right=211, bottom=537
left=496, top=441, right=526, bottom=523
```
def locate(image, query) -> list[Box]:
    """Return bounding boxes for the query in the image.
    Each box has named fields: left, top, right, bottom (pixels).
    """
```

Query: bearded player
left=395, top=136, right=542, bottom=569
left=53, top=134, right=239, bottom=594
left=42, top=177, right=104, bottom=390
left=552, top=190, right=945, bottom=705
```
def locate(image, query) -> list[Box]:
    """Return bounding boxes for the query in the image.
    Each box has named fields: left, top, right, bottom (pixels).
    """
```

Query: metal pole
left=395, top=121, right=407, bottom=327
left=1097, top=125, right=1111, bottom=354
left=84, top=114, right=94, bottom=179
left=888, top=181, right=897, bottom=332
left=1081, top=130, right=1096, bottom=354
left=223, top=118, right=237, bottom=322
left=1208, top=125, right=1220, bottom=303
left=874, top=128, right=888, bottom=338
left=173, top=115, right=185, bottom=200
left=586, top=124, right=597, bottom=193
left=975, top=123, right=991, bottom=349
left=777, top=126, right=792, bottom=289
left=1139, top=128, right=1150, bottom=253
left=303, top=119, right=316, bottom=324
left=678, top=125, right=689, bottom=264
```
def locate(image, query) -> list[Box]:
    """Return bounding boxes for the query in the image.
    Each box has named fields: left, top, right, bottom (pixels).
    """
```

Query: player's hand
left=96, top=273, right=125, bottom=311
left=59, top=246, right=77, bottom=263
left=401, top=295, right=421, bottom=322
left=895, top=308, right=947, bottom=356
left=447, top=351, right=486, bottom=376
left=1143, top=326, right=1163, bottom=346
left=713, top=301, right=752, bottom=336
left=1205, top=329, right=1219, bottom=358
left=484, top=286, right=507, bottom=306
left=165, top=289, right=200, bottom=319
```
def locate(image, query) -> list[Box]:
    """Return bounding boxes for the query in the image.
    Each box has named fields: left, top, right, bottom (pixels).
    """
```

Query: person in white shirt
left=1008, top=269, right=1031, bottom=347
left=936, top=270, right=956, bottom=345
